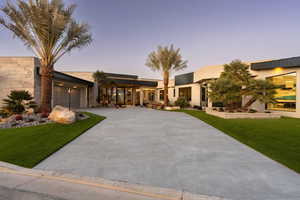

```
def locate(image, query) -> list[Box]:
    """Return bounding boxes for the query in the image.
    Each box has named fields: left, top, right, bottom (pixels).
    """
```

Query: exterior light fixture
left=274, top=67, right=283, bottom=73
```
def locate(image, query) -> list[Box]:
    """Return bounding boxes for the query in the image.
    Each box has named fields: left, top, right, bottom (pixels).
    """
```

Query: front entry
left=99, top=87, right=135, bottom=106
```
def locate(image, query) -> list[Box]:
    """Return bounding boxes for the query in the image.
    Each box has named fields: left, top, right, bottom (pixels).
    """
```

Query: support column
left=296, top=71, right=300, bottom=117
left=140, top=88, right=144, bottom=106
left=207, top=83, right=213, bottom=109
left=132, top=88, right=136, bottom=106
left=85, top=87, right=89, bottom=108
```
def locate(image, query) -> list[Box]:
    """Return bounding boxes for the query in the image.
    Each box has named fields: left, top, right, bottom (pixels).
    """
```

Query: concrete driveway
left=35, top=108, right=300, bottom=200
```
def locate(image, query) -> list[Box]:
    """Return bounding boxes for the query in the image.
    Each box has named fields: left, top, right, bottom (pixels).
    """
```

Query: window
left=148, top=91, right=155, bottom=101
left=159, top=90, right=164, bottom=101
left=267, top=72, right=296, bottom=112
left=179, top=87, right=191, bottom=101
left=201, top=87, right=206, bottom=102
left=173, top=89, right=176, bottom=97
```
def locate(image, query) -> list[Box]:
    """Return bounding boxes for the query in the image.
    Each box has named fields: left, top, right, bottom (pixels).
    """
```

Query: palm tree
left=146, top=45, right=187, bottom=105
left=0, top=0, right=92, bottom=112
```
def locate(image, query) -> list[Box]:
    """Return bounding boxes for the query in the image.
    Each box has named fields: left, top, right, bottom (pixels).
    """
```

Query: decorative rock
left=164, top=106, right=180, bottom=111
left=48, top=106, right=76, bottom=124
left=26, top=108, right=35, bottom=114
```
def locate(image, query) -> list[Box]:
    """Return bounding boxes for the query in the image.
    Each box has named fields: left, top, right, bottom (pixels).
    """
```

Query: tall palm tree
left=146, top=45, right=187, bottom=105
left=0, top=0, right=92, bottom=112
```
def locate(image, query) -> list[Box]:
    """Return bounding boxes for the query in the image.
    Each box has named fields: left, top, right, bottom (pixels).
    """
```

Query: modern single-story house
left=0, top=57, right=158, bottom=109
left=0, top=56, right=299, bottom=118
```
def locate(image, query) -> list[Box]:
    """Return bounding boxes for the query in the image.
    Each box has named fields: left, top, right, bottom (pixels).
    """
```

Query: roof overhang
left=251, top=56, right=300, bottom=70
left=109, top=78, right=158, bottom=87
left=37, top=68, right=94, bottom=87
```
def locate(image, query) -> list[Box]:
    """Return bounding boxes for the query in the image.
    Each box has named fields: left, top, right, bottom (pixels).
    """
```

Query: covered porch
left=96, top=77, right=158, bottom=107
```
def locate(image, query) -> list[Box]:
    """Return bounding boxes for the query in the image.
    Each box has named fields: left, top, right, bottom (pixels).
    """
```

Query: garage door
left=53, top=86, right=81, bottom=108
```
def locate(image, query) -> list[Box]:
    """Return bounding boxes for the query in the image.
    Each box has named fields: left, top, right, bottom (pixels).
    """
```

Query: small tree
left=146, top=45, right=187, bottom=105
left=209, top=60, right=277, bottom=110
left=2, top=90, right=36, bottom=114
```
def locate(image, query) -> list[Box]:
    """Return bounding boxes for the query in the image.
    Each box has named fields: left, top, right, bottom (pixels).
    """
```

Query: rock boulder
left=48, top=106, right=76, bottom=124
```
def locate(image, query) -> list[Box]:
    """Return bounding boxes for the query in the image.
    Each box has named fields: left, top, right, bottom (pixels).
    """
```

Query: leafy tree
left=146, top=45, right=187, bottom=105
left=2, top=90, right=36, bottom=114
left=0, top=0, right=92, bottom=112
left=209, top=60, right=277, bottom=110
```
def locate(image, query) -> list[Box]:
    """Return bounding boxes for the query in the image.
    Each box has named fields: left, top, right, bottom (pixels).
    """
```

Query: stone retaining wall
left=206, top=109, right=281, bottom=119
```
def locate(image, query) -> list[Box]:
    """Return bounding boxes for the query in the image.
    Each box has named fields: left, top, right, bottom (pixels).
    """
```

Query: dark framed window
left=160, top=90, right=164, bottom=101
left=149, top=91, right=155, bottom=101
left=173, top=89, right=176, bottom=97
left=179, top=87, right=191, bottom=101
left=201, top=87, right=206, bottom=102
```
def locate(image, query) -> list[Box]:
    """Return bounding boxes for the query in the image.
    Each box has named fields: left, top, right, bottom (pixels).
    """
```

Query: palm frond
left=146, top=44, right=187, bottom=73
left=0, top=0, right=92, bottom=67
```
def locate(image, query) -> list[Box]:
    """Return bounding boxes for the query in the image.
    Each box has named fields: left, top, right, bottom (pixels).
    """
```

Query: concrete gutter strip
left=0, top=161, right=227, bottom=200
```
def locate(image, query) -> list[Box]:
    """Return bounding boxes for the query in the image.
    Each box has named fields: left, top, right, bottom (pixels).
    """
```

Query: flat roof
left=108, top=78, right=158, bottom=87
left=251, top=56, right=300, bottom=70
left=37, top=68, right=94, bottom=87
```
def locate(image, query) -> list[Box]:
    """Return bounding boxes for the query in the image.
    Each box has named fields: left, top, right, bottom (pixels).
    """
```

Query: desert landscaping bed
left=0, top=112, right=105, bottom=168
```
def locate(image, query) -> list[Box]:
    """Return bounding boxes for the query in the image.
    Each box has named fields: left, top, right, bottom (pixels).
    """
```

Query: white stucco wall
left=194, top=62, right=300, bottom=118
left=174, top=84, right=200, bottom=107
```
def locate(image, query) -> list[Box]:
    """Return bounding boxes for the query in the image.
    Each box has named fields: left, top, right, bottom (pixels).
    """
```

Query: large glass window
left=179, top=87, right=192, bottom=101
left=148, top=91, right=155, bottom=101
left=267, top=72, right=296, bottom=112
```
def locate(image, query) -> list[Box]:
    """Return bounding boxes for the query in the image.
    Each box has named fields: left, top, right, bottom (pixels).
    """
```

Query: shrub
left=41, top=112, right=49, bottom=118
left=0, top=109, right=9, bottom=118
left=2, top=90, right=36, bottom=115
left=193, top=105, right=202, bottom=110
left=175, top=97, right=190, bottom=108
left=212, top=102, right=223, bottom=107
left=248, top=109, right=257, bottom=113
left=15, top=115, right=23, bottom=121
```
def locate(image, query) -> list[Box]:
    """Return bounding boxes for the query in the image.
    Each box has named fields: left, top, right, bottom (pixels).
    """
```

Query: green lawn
left=0, top=112, right=105, bottom=168
left=181, top=110, right=300, bottom=174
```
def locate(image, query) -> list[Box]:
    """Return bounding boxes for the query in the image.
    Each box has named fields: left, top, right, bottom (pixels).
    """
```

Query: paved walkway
left=35, top=108, right=300, bottom=200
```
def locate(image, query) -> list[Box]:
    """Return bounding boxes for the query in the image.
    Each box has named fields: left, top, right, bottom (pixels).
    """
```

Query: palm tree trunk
left=163, top=71, right=169, bottom=106
left=40, top=64, right=53, bottom=113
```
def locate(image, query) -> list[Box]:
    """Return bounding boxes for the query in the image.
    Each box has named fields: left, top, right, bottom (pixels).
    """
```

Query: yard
left=182, top=110, right=300, bottom=174
left=0, top=112, right=105, bottom=168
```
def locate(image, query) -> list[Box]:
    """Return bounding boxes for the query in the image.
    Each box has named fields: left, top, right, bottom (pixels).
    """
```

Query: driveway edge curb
left=0, top=161, right=227, bottom=200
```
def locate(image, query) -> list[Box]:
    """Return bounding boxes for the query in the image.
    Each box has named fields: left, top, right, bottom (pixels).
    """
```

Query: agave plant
left=0, top=0, right=92, bottom=112
left=2, top=90, right=37, bottom=114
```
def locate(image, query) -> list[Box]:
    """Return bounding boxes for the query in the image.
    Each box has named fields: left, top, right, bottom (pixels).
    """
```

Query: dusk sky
left=1, top=0, right=300, bottom=79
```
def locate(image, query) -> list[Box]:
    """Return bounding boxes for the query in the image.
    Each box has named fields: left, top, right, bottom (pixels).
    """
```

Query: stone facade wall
left=0, top=57, right=39, bottom=107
